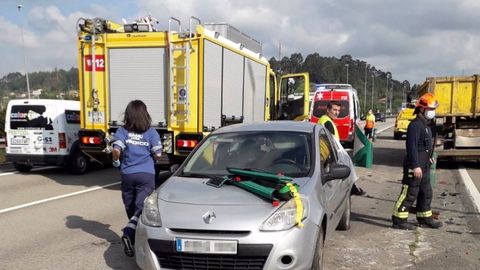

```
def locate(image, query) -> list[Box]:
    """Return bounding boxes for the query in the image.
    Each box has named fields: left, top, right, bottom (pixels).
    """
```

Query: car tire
left=70, top=151, right=89, bottom=174
left=393, top=132, right=401, bottom=140
left=337, top=195, right=351, bottom=231
left=14, top=162, right=32, bottom=173
left=311, top=228, right=325, bottom=270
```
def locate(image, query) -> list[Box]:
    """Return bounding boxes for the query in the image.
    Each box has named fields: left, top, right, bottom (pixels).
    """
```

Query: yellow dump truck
left=419, top=75, right=480, bottom=159
left=76, top=17, right=309, bottom=169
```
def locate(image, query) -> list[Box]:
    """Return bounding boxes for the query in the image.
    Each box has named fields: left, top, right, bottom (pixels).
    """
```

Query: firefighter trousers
left=392, top=165, right=433, bottom=224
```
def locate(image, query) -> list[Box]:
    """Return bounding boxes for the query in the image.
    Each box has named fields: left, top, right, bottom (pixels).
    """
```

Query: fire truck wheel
left=70, top=151, right=89, bottom=174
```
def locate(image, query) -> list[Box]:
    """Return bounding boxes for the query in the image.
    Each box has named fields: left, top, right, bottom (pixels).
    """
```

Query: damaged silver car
left=135, top=121, right=355, bottom=270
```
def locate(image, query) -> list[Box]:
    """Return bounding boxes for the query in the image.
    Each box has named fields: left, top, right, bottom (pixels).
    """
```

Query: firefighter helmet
left=416, top=93, right=439, bottom=109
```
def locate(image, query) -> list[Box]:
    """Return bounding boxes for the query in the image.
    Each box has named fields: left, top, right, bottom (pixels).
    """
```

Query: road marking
left=0, top=166, right=62, bottom=177
left=458, top=165, right=480, bottom=213
left=0, top=181, right=121, bottom=214
left=376, top=125, right=394, bottom=135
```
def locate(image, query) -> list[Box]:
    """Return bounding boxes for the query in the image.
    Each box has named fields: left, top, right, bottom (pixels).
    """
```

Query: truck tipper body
left=419, top=75, right=480, bottom=159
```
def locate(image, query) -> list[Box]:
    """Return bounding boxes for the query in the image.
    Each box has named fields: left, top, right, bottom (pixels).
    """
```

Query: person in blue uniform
left=111, top=100, right=163, bottom=256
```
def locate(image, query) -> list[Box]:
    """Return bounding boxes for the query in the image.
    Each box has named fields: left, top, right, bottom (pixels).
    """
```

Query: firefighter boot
left=417, top=218, right=443, bottom=229
left=392, top=216, right=416, bottom=230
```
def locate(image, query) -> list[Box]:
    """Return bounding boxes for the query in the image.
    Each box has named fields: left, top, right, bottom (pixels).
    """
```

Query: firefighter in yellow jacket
left=392, top=93, right=442, bottom=230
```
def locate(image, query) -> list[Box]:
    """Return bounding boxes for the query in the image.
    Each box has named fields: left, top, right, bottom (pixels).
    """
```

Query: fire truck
left=76, top=16, right=309, bottom=169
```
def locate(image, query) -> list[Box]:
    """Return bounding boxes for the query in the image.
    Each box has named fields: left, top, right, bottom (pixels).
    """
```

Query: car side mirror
left=325, top=164, right=351, bottom=181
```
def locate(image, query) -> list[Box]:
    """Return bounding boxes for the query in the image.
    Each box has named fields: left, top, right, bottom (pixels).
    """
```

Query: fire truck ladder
left=168, top=17, right=201, bottom=125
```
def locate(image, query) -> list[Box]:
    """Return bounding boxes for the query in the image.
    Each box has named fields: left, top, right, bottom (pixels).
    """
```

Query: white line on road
left=0, top=166, right=60, bottom=177
left=376, top=125, right=394, bottom=135
left=458, top=165, right=480, bottom=213
left=0, top=181, right=121, bottom=214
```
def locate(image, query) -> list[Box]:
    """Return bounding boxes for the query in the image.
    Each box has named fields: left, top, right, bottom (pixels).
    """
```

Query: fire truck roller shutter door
left=244, top=58, right=266, bottom=123
left=222, top=48, right=244, bottom=122
left=109, top=48, right=167, bottom=126
left=203, top=40, right=223, bottom=128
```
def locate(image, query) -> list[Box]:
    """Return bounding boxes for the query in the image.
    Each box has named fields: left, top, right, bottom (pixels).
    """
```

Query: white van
left=5, top=99, right=88, bottom=174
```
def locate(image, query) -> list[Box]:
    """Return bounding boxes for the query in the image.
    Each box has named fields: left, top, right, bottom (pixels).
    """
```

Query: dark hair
left=327, top=101, right=342, bottom=110
left=123, top=100, right=151, bottom=133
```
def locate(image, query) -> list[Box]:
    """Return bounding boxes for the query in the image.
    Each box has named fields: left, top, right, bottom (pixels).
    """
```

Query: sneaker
left=351, top=184, right=367, bottom=196
left=418, top=218, right=443, bottom=229
left=392, top=222, right=416, bottom=230
left=121, top=235, right=135, bottom=257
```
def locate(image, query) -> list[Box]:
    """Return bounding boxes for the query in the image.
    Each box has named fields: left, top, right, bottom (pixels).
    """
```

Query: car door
left=318, top=127, right=345, bottom=234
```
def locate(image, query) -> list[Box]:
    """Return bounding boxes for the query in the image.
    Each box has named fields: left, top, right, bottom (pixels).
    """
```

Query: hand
left=413, top=167, right=422, bottom=180
left=112, top=159, right=121, bottom=168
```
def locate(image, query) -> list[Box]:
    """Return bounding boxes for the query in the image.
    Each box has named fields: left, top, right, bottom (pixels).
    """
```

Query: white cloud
left=1, top=0, right=480, bottom=84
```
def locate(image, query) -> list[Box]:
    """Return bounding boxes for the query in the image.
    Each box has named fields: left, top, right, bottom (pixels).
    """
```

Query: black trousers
left=392, top=160, right=432, bottom=223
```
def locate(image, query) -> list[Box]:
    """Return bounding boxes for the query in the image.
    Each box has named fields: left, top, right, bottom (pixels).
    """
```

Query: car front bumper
left=135, top=217, right=320, bottom=270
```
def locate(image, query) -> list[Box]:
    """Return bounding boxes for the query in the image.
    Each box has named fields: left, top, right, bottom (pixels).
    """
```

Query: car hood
left=157, top=176, right=309, bottom=231
left=158, top=176, right=308, bottom=205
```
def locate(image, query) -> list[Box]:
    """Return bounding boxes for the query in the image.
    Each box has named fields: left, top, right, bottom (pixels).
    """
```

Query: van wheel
left=337, top=196, right=351, bottom=231
left=70, top=151, right=88, bottom=174
left=311, top=228, right=325, bottom=270
left=14, top=163, right=32, bottom=173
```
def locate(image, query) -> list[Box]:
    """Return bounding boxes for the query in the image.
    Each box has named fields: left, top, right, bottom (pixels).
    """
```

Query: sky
left=1, top=0, right=479, bottom=85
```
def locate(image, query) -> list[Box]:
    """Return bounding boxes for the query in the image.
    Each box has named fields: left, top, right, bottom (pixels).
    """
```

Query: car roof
left=211, top=121, right=316, bottom=134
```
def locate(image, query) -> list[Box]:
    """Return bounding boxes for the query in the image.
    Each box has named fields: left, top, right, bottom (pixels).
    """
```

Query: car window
left=183, top=131, right=312, bottom=178
left=312, top=100, right=349, bottom=118
left=318, top=128, right=336, bottom=177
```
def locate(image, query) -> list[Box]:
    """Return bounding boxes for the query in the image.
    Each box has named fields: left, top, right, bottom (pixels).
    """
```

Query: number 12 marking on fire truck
left=84, top=55, right=105, bottom=72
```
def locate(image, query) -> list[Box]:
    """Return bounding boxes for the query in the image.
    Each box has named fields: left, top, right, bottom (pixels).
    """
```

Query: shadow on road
left=372, top=147, right=405, bottom=167
left=65, top=215, right=139, bottom=270
left=351, top=212, right=392, bottom=228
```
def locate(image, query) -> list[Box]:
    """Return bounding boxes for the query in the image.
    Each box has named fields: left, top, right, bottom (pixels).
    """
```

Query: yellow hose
left=286, top=182, right=304, bottom=228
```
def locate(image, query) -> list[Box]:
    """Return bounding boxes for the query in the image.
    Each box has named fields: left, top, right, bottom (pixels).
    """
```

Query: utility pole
left=18, top=4, right=31, bottom=99
left=345, top=63, right=349, bottom=84
left=371, top=74, right=375, bottom=111
left=385, top=72, right=391, bottom=114
left=278, top=40, right=282, bottom=60
left=364, top=64, right=368, bottom=114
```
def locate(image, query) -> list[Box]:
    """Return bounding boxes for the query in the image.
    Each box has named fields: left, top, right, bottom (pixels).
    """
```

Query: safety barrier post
left=353, top=124, right=373, bottom=168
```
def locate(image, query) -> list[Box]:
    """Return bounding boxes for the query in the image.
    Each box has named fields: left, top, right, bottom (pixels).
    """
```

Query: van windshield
left=312, top=100, right=349, bottom=118
left=9, top=105, right=53, bottom=130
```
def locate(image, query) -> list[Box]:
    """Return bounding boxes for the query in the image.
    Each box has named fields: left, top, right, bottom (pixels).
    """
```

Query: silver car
left=135, top=121, right=355, bottom=270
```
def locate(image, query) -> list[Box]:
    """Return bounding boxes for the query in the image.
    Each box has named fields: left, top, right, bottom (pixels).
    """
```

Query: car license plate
left=176, top=238, right=237, bottom=254
left=11, top=137, right=29, bottom=145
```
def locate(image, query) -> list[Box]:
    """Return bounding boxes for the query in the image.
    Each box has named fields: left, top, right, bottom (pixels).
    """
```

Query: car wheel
left=337, top=195, right=351, bottom=231
left=14, top=162, right=32, bottom=173
left=70, top=151, right=89, bottom=174
left=311, top=228, right=325, bottom=270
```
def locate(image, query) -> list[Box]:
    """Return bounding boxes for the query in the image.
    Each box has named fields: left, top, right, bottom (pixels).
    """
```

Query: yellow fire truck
left=76, top=16, right=309, bottom=169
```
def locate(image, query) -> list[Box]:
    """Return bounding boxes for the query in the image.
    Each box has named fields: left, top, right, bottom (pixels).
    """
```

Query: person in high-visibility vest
left=318, top=101, right=366, bottom=196
left=364, top=109, right=376, bottom=140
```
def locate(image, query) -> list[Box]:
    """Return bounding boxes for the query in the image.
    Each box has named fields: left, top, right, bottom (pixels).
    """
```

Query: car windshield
left=182, top=131, right=312, bottom=178
left=312, top=100, right=349, bottom=118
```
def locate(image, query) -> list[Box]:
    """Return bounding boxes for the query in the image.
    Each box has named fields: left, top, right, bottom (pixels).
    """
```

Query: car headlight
left=141, top=191, right=162, bottom=227
left=260, top=197, right=309, bottom=231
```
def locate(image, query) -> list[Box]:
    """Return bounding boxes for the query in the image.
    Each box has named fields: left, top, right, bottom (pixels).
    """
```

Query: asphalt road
left=0, top=119, right=479, bottom=270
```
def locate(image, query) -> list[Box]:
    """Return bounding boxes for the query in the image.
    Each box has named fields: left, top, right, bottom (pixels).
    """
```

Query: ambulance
left=5, top=99, right=87, bottom=173
left=309, top=84, right=361, bottom=148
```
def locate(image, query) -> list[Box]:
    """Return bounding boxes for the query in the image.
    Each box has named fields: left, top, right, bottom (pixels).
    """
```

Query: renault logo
left=202, top=211, right=216, bottom=224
